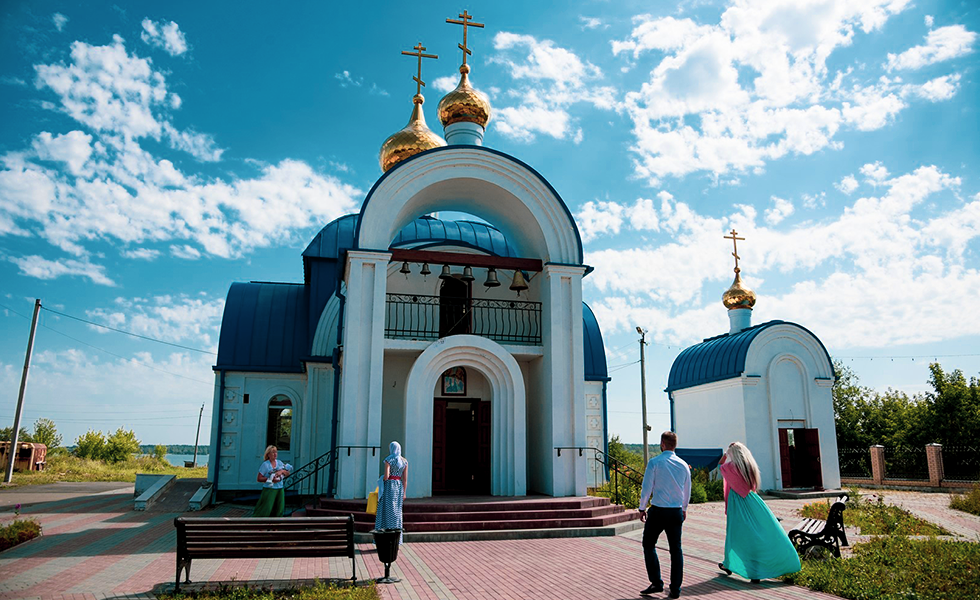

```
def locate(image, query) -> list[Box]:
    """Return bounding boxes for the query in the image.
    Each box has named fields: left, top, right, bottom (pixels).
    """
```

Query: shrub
left=798, top=494, right=948, bottom=536
left=690, top=480, right=708, bottom=504
left=31, top=418, right=62, bottom=449
left=950, top=483, right=980, bottom=516
left=74, top=430, right=106, bottom=459
left=0, top=518, right=42, bottom=552
left=705, top=478, right=724, bottom=502
left=152, top=444, right=168, bottom=461
left=103, top=428, right=141, bottom=463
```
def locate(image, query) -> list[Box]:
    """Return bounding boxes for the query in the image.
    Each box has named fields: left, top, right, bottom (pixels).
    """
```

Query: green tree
left=31, top=418, right=62, bottom=449
left=0, top=427, right=32, bottom=443
left=607, top=435, right=644, bottom=470
left=103, top=428, right=141, bottom=463
left=152, top=444, right=168, bottom=461
left=74, top=430, right=106, bottom=459
left=918, top=363, right=980, bottom=448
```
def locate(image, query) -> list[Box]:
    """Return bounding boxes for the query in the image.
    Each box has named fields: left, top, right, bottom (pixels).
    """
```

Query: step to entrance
left=305, top=495, right=643, bottom=541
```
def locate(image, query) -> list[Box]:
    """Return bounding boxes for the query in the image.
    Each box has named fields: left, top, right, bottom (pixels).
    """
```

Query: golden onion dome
left=722, top=271, right=757, bottom=310
left=437, top=64, right=491, bottom=128
left=380, top=94, right=447, bottom=172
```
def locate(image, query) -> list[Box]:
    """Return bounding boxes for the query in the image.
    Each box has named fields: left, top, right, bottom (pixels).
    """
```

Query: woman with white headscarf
left=376, top=441, right=408, bottom=543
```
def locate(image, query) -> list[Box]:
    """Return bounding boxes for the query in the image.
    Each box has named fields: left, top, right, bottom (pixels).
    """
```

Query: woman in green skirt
left=253, top=445, right=292, bottom=517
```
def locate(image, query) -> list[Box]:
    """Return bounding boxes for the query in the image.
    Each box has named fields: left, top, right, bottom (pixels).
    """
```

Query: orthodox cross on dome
left=724, top=229, right=745, bottom=274
left=446, top=10, right=484, bottom=66
left=402, top=42, right=438, bottom=96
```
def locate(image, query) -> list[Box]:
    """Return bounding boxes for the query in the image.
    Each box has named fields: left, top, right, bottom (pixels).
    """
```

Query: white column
left=336, top=250, right=390, bottom=498
left=541, top=264, right=587, bottom=496
left=303, top=363, right=334, bottom=465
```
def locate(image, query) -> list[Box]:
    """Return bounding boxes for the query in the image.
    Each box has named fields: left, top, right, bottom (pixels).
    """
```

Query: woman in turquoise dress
left=376, top=441, right=408, bottom=543
left=718, top=442, right=801, bottom=581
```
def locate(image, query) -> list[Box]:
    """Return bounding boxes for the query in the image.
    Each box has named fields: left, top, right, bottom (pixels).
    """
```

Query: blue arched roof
left=665, top=320, right=833, bottom=393
left=216, top=282, right=309, bottom=373
left=303, top=214, right=515, bottom=260
left=583, top=302, right=609, bottom=382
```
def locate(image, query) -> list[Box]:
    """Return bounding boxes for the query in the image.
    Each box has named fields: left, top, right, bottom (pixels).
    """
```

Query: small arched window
left=267, top=395, right=292, bottom=451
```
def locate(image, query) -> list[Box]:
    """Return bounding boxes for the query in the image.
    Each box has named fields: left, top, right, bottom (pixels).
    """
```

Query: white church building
left=667, top=252, right=841, bottom=491
left=207, top=39, right=610, bottom=500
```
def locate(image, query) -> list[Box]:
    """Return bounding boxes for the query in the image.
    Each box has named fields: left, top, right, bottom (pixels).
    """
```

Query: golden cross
left=402, top=42, right=438, bottom=96
left=446, top=10, right=484, bottom=66
left=723, top=229, right=745, bottom=272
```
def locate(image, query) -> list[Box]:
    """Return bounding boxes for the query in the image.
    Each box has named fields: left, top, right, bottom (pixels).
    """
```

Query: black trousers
left=642, top=506, right=684, bottom=593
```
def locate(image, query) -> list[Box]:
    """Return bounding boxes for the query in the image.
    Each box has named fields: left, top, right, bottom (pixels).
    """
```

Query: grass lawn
left=158, top=580, right=379, bottom=600
left=8, top=454, right=208, bottom=486
left=797, top=493, right=949, bottom=536
left=950, top=483, right=980, bottom=516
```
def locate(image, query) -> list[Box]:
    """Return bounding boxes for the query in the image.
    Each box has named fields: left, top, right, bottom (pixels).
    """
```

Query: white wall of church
left=673, top=379, right=747, bottom=450
left=525, top=356, right=549, bottom=494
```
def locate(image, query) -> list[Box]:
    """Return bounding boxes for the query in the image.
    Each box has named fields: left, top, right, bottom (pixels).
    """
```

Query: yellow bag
left=366, top=487, right=379, bottom=515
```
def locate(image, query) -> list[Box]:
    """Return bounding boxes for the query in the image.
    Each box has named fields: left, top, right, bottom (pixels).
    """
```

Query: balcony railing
left=385, top=293, right=542, bottom=345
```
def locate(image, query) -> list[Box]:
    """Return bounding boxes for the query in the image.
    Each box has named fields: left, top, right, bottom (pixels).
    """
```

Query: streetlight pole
left=636, top=326, right=649, bottom=466
left=5, top=299, right=41, bottom=484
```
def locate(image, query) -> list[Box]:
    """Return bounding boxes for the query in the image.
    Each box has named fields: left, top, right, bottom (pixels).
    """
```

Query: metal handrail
left=554, top=446, right=644, bottom=507
left=385, top=293, right=542, bottom=345
left=338, top=445, right=381, bottom=457
left=283, top=449, right=336, bottom=500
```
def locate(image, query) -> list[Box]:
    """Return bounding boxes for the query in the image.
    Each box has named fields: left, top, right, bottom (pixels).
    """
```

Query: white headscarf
left=388, top=441, right=406, bottom=469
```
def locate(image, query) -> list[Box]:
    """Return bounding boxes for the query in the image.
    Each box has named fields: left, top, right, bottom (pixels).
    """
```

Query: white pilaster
left=336, top=250, right=390, bottom=498
left=541, top=264, right=587, bottom=496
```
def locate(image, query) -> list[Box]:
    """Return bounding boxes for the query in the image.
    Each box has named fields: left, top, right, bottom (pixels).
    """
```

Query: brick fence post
left=870, top=445, right=885, bottom=485
left=926, top=443, right=943, bottom=486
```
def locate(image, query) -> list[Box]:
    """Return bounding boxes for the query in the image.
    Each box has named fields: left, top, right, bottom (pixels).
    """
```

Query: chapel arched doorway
left=432, top=366, right=491, bottom=494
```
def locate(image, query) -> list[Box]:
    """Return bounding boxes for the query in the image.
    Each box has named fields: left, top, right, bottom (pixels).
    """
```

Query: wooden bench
left=174, top=515, right=356, bottom=592
left=788, top=495, right=849, bottom=558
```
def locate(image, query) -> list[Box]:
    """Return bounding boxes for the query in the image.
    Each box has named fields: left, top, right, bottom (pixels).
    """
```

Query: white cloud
left=32, top=130, right=93, bottom=175
left=764, top=196, right=794, bottom=224
left=52, top=13, right=68, bottom=32
left=886, top=25, right=977, bottom=71
left=86, top=294, right=224, bottom=348
left=580, top=17, right=606, bottom=31
left=860, top=161, right=889, bottom=183
left=9, top=255, right=115, bottom=286
left=491, top=32, right=616, bottom=142
left=170, top=244, right=201, bottom=260
left=121, top=247, right=160, bottom=260
left=1, top=76, right=27, bottom=86
left=140, top=19, right=188, bottom=56
left=432, top=76, right=457, bottom=93
left=924, top=15, right=934, bottom=28
left=585, top=164, right=976, bottom=349
left=908, top=74, right=960, bottom=101
left=335, top=70, right=361, bottom=87
left=836, top=175, right=859, bottom=194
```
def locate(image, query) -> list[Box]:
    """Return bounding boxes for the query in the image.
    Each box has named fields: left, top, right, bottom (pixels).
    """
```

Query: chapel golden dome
left=722, top=271, right=757, bottom=310
left=438, top=64, right=492, bottom=128
left=379, top=94, right=447, bottom=172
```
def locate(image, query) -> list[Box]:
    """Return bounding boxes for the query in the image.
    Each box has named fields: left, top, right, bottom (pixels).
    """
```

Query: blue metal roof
left=583, top=302, right=609, bottom=381
left=215, top=282, right=310, bottom=373
left=665, top=320, right=833, bottom=393
left=303, top=215, right=515, bottom=260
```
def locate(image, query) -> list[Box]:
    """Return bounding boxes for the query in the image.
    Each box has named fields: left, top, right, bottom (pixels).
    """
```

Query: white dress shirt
left=638, top=450, right=692, bottom=512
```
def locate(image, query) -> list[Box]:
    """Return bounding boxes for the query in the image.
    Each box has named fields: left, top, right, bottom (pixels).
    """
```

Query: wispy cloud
left=140, top=19, right=188, bottom=56
left=886, top=25, right=976, bottom=71
left=52, top=13, right=69, bottom=32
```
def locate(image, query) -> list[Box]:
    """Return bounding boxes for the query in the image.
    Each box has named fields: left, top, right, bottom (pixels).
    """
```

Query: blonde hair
left=264, top=445, right=278, bottom=461
left=726, top=442, right=761, bottom=492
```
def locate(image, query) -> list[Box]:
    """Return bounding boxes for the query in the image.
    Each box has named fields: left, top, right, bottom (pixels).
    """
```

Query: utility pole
left=5, top=299, right=41, bottom=484
left=192, top=403, right=204, bottom=467
left=636, top=326, right=650, bottom=466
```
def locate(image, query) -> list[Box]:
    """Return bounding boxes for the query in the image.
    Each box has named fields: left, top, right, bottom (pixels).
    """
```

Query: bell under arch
left=354, top=146, right=583, bottom=265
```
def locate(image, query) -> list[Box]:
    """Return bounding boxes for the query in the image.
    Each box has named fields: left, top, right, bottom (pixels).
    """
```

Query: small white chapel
left=207, top=18, right=610, bottom=500
left=667, top=232, right=841, bottom=491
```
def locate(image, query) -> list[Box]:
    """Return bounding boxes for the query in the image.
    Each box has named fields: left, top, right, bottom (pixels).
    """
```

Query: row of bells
left=398, top=261, right=528, bottom=292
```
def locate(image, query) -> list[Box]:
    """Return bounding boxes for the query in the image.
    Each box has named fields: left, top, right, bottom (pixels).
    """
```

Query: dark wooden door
left=432, top=399, right=447, bottom=492
left=439, top=277, right=470, bottom=337
left=477, top=401, right=491, bottom=494
left=778, top=428, right=793, bottom=488
left=802, top=428, right=823, bottom=489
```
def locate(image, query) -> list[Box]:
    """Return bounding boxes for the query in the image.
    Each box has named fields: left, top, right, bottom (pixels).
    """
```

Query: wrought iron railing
left=283, top=449, right=336, bottom=500
left=555, top=446, right=644, bottom=508
left=884, top=446, right=929, bottom=481
left=385, top=293, right=542, bottom=345
left=941, top=446, right=980, bottom=482
left=838, top=447, right=872, bottom=478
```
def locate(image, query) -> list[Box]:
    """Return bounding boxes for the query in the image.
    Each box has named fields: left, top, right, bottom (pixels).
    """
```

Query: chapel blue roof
left=665, top=320, right=833, bottom=393
left=215, top=282, right=309, bottom=373
left=583, top=302, right=609, bottom=381
left=303, top=214, right=515, bottom=261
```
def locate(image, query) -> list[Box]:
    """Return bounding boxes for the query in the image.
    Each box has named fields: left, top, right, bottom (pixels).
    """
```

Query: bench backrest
left=175, top=515, right=354, bottom=560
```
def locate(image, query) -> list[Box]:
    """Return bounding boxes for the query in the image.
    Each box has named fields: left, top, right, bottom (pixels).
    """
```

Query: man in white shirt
left=637, top=431, right=691, bottom=598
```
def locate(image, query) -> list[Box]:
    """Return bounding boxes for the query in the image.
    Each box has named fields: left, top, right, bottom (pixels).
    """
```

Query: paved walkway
left=0, top=485, right=977, bottom=600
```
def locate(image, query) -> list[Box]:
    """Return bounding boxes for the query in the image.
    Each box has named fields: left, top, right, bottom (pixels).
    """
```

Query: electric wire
left=39, top=306, right=217, bottom=355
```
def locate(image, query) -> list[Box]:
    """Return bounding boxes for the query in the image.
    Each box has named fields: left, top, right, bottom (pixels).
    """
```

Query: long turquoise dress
left=720, top=462, right=801, bottom=580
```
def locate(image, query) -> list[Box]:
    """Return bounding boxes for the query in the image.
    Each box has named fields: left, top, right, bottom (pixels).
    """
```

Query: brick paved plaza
left=1, top=484, right=978, bottom=600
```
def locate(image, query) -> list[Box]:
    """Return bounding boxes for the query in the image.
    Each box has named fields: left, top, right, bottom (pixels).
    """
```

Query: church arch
left=403, top=334, right=526, bottom=497
left=354, top=146, right=584, bottom=265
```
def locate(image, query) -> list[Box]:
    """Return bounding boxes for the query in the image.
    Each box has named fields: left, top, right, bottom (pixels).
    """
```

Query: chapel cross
left=402, top=42, right=438, bottom=96
left=446, top=10, right=484, bottom=66
left=724, top=229, right=745, bottom=273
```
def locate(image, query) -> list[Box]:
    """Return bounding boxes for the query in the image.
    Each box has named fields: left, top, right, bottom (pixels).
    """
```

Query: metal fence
left=942, top=446, right=980, bottom=482
left=838, top=447, right=872, bottom=478
left=884, top=446, right=929, bottom=480
left=385, top=293, right=542, bottom=345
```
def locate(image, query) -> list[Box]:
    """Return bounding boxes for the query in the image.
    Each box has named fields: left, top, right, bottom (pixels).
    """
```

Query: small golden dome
left=380, top=94, right=447, bottom=172
left=722, top=271, right=757, bottom=310
left=437, top=65, right=491, bottom=128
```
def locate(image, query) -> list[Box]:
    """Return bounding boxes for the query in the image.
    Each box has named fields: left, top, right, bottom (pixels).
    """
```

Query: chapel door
left=778, top=429, right=793, bottom=488
left=476, top=401, right=491, bottom=495
left=802, top=428, right=823, bottom=489
left=432, top=399, right=490, bottom=494
left=439, top=277, right=470, bottom=337
left=432, top=399, right=447, bottom=491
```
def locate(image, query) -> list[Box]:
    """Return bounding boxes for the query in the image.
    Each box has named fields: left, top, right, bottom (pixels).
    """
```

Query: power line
left=40, top=306, right=217, bottom=355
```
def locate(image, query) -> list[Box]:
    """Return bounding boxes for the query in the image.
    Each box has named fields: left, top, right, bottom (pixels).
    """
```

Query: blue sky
left=1, top=0, right=978, bottom=447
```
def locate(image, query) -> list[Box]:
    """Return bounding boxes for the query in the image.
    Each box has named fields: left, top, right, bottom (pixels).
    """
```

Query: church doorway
left=432, top=398, right=491, bottom=494
left=439, top=276, right=471, bottom=337
left=778, top=428, right=823, bottom=489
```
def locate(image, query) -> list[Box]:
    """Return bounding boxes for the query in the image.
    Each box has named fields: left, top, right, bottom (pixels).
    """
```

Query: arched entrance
left=432, top=366, right=491, bottom=494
